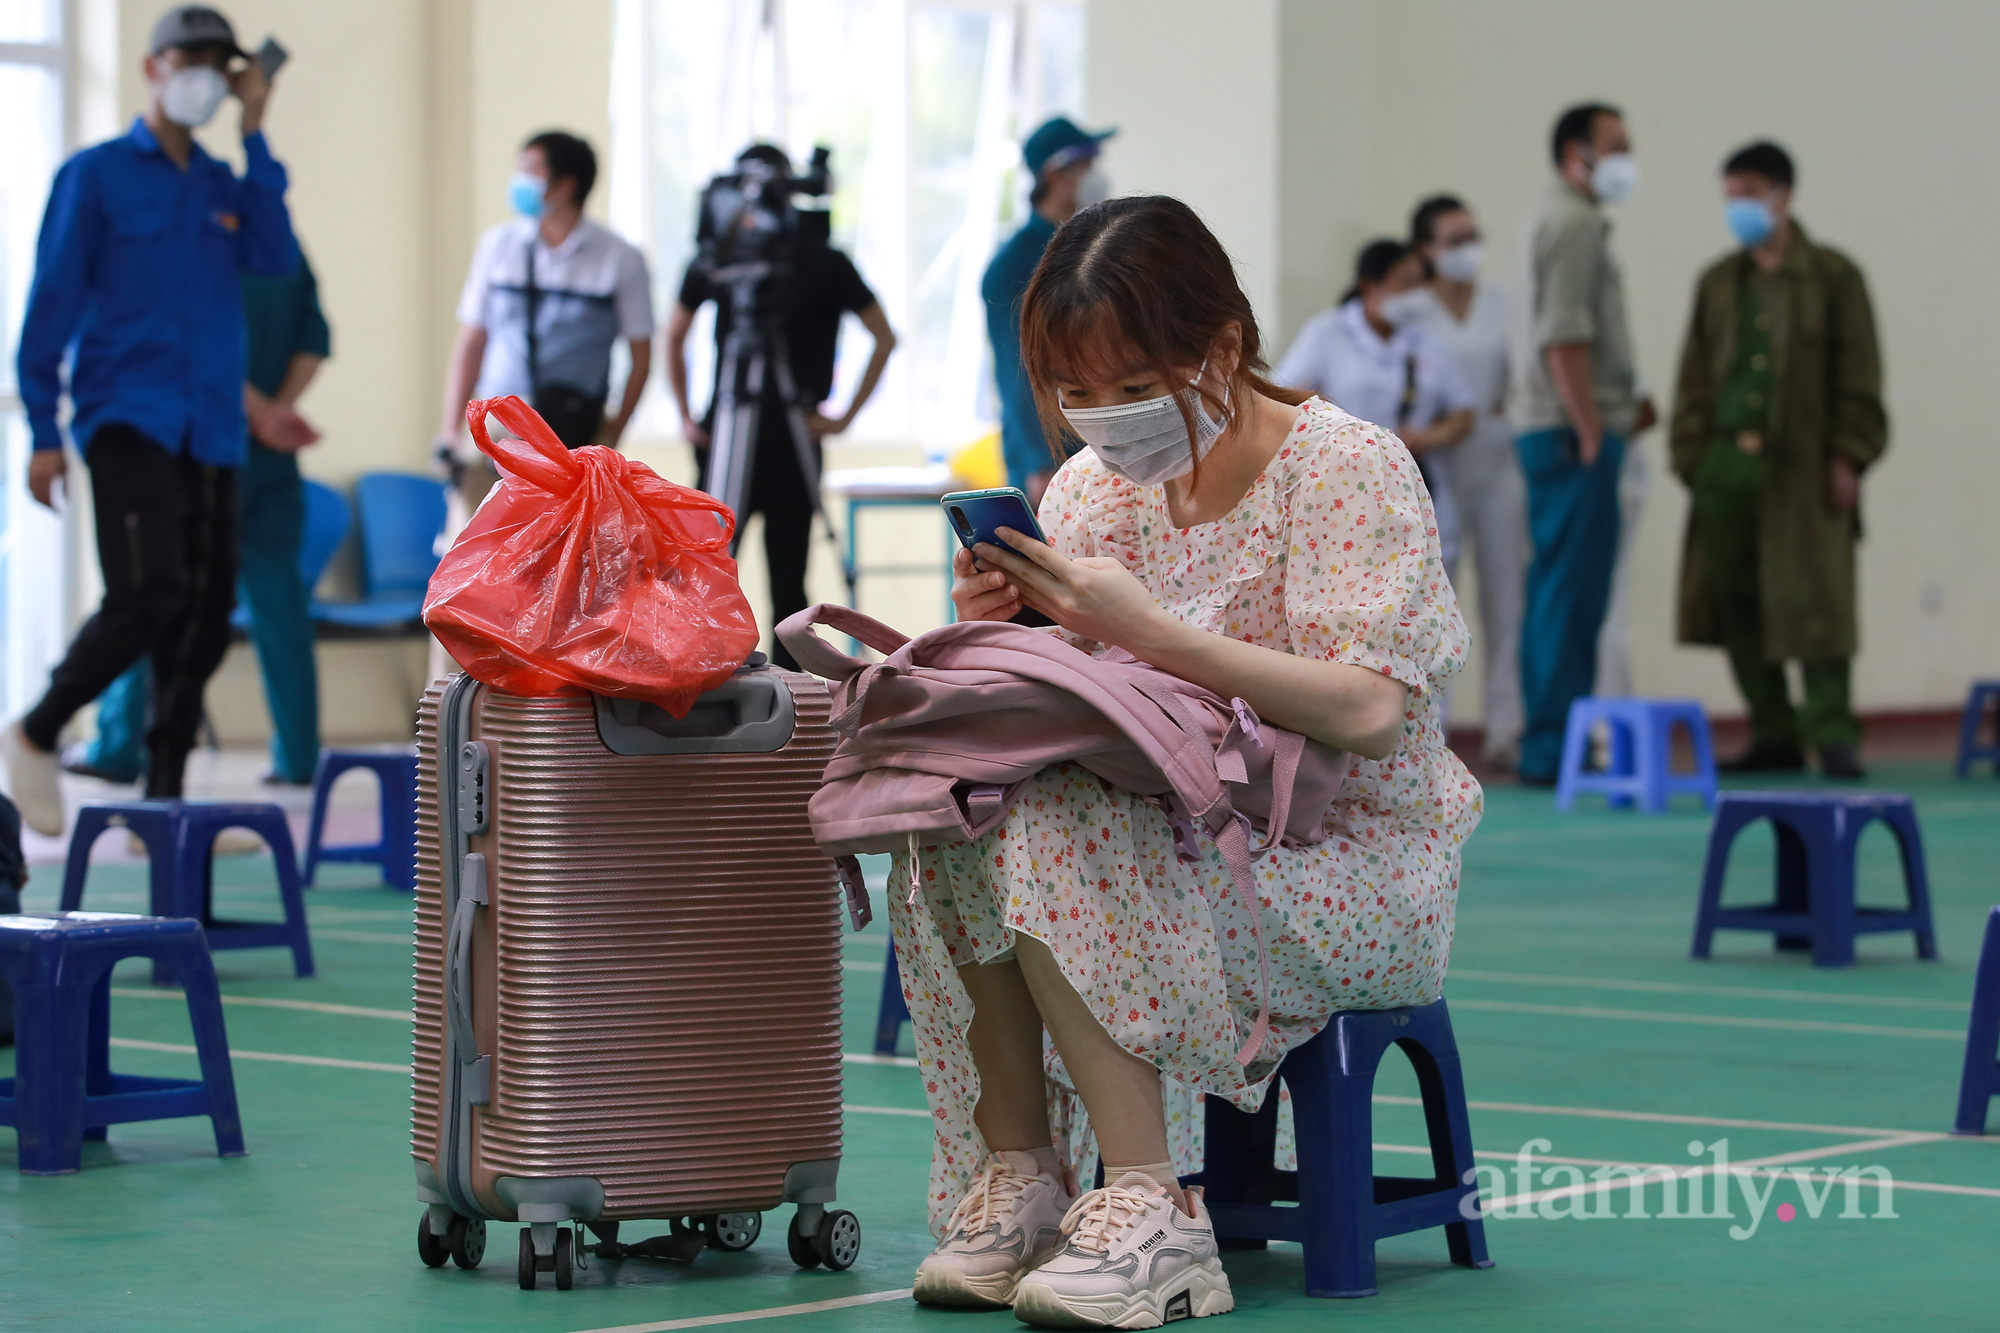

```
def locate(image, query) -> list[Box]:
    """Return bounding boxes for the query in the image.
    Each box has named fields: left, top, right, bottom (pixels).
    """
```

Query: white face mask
left=1433, top=240, right=1484, bottom=283
left=1590, top=152, right=1640, bottom=205
left=160, top=65, right=230, bottom=129
left=1061, top=362, right=1232, bottom=487
left=1378, top=290, right=1428, bottom=328
left=1075, top=165, right=1111, bottom=208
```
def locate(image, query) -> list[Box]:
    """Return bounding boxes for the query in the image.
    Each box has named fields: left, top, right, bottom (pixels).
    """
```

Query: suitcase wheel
left=703, top=1213, right=762, bottom=1252
left=417, top=1213, right=449, bottom=1268
left=518, top=1225, right=573, bottom=1290
left=448, top=1216, right=486, bottom=1270
left=787, top=1217, right=820, bottom=1269
left=816, top=1210, right=861, bottom=1272
left=554, top=1229, right=574, bottom=1290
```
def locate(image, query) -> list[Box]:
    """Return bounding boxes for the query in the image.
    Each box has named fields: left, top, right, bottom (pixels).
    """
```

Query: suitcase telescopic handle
left=446, top=853, right=488, bottom=1065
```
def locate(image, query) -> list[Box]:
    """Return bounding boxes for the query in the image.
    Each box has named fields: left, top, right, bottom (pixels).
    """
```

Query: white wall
left=1096, top=0, right=2000, bottom=716
left=1085, top=0, right=1282, bottom=323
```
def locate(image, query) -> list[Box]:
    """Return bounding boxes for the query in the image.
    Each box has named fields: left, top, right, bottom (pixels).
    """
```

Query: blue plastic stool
left=1954, top=907, right=2000, bottom=1134
left=875, top=940, right=911, bottom=1056
left=0, top=912, right=245, bottom=1174
left=302, top=750, right=418, bottom=892
left=1556, top=697, right=1718, bottom=813
left=1955, top=681, right=2000, bottom=778
left=1690, top=791, right=1937, bottom=968
left=1186, top=1000, right=1492, bottom=1298
left=60, top=801, right=315, bottom=984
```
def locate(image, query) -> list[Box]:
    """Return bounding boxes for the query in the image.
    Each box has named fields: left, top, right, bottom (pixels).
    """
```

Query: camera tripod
left=702, top=261, right=857, bottom=603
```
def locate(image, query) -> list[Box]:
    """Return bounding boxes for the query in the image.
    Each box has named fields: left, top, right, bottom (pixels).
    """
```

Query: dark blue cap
left=1022, top=116, right=1116, bottom=177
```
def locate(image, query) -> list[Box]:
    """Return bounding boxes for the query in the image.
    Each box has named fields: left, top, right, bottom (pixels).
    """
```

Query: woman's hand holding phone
left=970, top=528, right=1166, bottom=650
left=951, top=546, right=1024, bottom=622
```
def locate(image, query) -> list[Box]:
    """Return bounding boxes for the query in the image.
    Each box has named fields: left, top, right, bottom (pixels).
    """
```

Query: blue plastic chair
left=311, top=472, right=448, bottom=631
left=1556, top=697, right=1718, bottom=813
left=302, top=750, right=418, bottom=892
left=1690, top=791, right=1937, bottom=968
left=60, top=801, right=315, bottom=984
left=0, top=912, right=244, bottom=1174
left=1956, top=681, right=2000, bottom=778
left=1955, top=907, right=2000, bottom=1134
left=230, top=479, right=351, bottom=633
left=875, top=940, right=911, bottom=1056
left=1187, top=1000, right=1491, bottom=1298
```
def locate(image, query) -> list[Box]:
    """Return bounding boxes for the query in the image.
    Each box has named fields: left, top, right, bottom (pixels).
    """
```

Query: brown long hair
left=1017, top=195, right=1308, bottom=474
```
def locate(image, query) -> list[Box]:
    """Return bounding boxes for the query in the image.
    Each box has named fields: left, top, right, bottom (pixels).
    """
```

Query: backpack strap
left=776, top=603, right=912, bottom=681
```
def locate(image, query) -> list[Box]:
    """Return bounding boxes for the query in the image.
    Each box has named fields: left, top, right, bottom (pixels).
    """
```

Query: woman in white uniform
left=1274, top=240, right=1475, bottom=571
left=1390, top=196, right=1529, bottom=768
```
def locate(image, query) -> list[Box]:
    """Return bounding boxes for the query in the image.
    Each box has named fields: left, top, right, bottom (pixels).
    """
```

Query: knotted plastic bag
left=423, top=395, right=760, bottom=718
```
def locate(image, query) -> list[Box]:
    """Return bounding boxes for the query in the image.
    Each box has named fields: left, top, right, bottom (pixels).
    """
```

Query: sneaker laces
left=943, top=1160, right=1036, bottom=1239
left=1058, top=1182, right=1160, bottom=1255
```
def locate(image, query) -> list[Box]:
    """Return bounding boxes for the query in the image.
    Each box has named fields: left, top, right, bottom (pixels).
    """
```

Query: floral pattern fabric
left=890, top=397, right=1483, bottom=1233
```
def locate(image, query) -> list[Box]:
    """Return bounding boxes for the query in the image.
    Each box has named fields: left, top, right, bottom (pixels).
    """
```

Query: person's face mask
left=159, top=65, right=230, bottom=129
left=1075, top=164, right=1111, bottom=208
left=1725, top=196, right=1776, bottom=247
left=1379, top=290, right=1428, bottom=327
left=1061, top=360, right=1232, bottom=487
left=1590, top=151, right=1640, bottom=205
left=509, top=172, right=547, bottom=219
left=1432, top=240, right=1484, bottom=283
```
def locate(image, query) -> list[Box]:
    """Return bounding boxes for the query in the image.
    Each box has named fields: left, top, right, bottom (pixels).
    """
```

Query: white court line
left=312, top=928, right=413, bottom=944
left=109, top=988, right=412, bottom=1021
left=843, top=1052, right=919, bottom=1068
left=1373, top=1093, right=1965, bottom=1141
left=1449, top=997, right=1961, bottom=1040
left=844, top=1104, right=930, bottom=1118
left=1491, top=1132, right=1952, bottom=1211
left=565, top=1287, right=913, bottom=1333
left=108, top=1037, right=409, bottom=1074
left=1448, top=968, right=1969, bottom=1012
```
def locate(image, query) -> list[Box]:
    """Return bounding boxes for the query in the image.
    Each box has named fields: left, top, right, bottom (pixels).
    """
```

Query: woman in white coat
left=1390, top=196, right=1529, bottom=769
left=1274, top=239, right=1475, bottom=573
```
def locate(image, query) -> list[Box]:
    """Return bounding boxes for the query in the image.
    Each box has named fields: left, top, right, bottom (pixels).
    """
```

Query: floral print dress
left=889, top=397, right=1482, bottom=1233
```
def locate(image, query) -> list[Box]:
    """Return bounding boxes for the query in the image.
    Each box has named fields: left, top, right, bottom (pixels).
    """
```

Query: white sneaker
left=128, top=829, right=265, bottom=858
left=210, top=828, right=269, bottom=857
left=913, top=1150, right=1075, bottom=1309
left=1012, top=1173, right=1234, bottom=1329
left=4, top=724, right=65, bottom=837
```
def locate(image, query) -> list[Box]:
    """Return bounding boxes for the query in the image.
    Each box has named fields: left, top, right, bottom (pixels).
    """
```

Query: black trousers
left=697, top=408, right=820, bottom=672
left=22, top=426, right=237, bottom=798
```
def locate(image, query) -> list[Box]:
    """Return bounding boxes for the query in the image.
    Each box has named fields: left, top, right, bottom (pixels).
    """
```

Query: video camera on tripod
left=689, top=145, right=855, bottom=600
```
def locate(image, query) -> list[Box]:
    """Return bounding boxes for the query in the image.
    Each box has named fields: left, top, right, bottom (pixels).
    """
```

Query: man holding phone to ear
left=4, top=4, right=298, bottom=836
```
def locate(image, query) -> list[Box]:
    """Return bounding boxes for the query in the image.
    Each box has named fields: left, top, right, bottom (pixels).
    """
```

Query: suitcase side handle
left=446, top=853, right=488, bottom=1073
left=593, top=675, right=797, bottom=756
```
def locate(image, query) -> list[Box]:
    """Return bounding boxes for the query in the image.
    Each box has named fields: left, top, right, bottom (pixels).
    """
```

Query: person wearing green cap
left=981, top=116, right=1114, bottom=508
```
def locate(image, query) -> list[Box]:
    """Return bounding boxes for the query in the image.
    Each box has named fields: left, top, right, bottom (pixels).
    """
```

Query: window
left=613, top=0, right=1086, bottom=453
left=0, top=0, right=69, bottom=717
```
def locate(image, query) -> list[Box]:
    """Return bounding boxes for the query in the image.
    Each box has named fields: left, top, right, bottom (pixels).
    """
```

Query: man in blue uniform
left=2, top=5, right=298, bottom=834
left=67, top=253, right=330, bottom=789
left=981, top=116, right=1114, bottom=506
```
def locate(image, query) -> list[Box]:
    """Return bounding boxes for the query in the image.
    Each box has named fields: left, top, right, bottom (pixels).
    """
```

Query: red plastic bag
left=423, top=395, right=760, bottom=718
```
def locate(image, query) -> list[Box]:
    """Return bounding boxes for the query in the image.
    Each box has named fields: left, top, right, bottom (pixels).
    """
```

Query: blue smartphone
left=941, top=487, right=1055, bottom=627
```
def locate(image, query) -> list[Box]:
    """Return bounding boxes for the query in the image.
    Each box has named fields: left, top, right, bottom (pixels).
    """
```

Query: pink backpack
left=779, top=604, right=1352, bottom=1065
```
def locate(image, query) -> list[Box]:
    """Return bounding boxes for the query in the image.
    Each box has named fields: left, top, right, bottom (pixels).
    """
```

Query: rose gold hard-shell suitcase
left=409, top=666, right=861, bottom=1291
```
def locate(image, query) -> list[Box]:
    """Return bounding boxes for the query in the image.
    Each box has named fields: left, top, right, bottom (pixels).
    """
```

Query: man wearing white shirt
left=439, top=130, right=653, bottom=453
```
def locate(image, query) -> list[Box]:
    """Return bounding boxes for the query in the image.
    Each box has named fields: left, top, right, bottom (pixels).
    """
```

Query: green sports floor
left=6, top=763, right=2000, bottom=1331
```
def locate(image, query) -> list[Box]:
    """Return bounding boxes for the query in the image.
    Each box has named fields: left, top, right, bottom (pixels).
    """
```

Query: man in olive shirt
left=1509, top=102, right=1656, bottom=784
left=1669, top=142, right=1884, bottom=779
